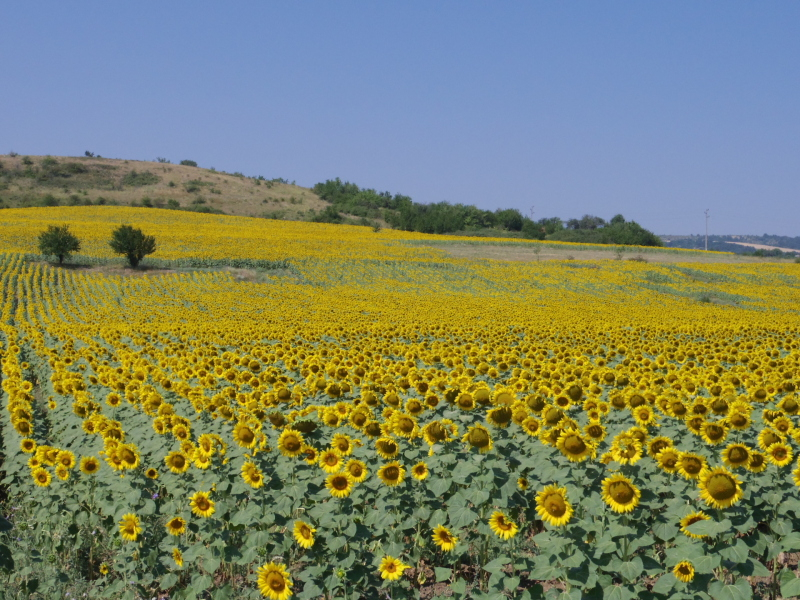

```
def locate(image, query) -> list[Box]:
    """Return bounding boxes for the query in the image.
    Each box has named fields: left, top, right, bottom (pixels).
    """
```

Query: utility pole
left=704, top=209, right=710, bottom=251
left=530, top=205, right=535, bottom=220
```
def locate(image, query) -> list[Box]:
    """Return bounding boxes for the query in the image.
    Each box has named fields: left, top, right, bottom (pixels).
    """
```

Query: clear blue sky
left=2, top=3, right=799, bottom=235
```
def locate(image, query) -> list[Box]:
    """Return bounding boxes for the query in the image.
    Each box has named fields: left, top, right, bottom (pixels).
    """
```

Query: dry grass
left=440, top=243, right=795, bottom=264
left=0, top=154, right=328, bottom=220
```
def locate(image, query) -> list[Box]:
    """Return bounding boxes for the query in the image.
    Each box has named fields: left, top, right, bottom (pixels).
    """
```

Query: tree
left=180, top=160, right=198, bottom=167
left=109, top=225, right=156, bottom=267
left=38, top=224, right=81, bottom=264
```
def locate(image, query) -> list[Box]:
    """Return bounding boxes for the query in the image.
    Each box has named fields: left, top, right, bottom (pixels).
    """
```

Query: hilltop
left=0, top=154, right=327, bottom=220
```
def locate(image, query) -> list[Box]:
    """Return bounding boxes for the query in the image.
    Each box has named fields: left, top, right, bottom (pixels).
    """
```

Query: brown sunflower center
left=544, top=493, right=567, bottom=517
left=682, top=457, right=703, bottom=475
left=349, top=464, right=363, bottom=477
left=383, top=466, right=400, bottom=481
left=492, top=407, right=513, bottom=425
left=239, top=427, right=255, bottom=444
left=467, top=429, right=490, bottom=449
left=750, top=454, right=765, bottom=468
left=772, top=446, right=788, bottom=460
left=172, top=455, right=186, bottom=468
left=706, top=473, right=737, bottom=501
left=705, top=425, right=725, bottom=441
left=563, top=435, right=586, bottom=455
left=331, top=476, right=349, bottom=490
left=427, top=423, right=447, bottom=441
left=267, top=573, right=286, bottom=592
left=677, top=564, right=692, bottom=576
left=609, top=481, right=635, bottom=504
left=196, top=497, right=210, bottom=511
left=299, top=525, right=311, bottom=538
left=728, top=447, right=749, bottom=464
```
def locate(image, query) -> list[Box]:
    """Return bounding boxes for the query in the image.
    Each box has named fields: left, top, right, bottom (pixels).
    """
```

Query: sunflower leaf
left=708, top=578, right=753, bottom=600
left=686, top=519, right=731, bottom=537
left=434, top=567, right=451, bottom=582
left=482, top=556, right=510, bottom=574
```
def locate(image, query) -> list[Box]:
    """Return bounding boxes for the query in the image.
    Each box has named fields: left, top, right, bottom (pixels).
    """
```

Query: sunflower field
left=2, top=207, right=800, bottom=600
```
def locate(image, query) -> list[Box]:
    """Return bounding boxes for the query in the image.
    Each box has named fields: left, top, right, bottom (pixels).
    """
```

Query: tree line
left=312, top=178, right=662, bottom=246
left=37, top=224, right=156, bottom=267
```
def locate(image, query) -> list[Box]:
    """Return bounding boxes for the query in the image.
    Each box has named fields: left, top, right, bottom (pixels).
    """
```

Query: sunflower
left=165, top=516, right=187, bottom=536
left=99, top=562, right=110, bottom=575
left=277, top=428, right=305, bottom=457
left=119, top=513, right=142, bottom=542
left=331, top=433, right=355, bottom=455
left=55, top=465, right=70, bottom=481
left=535, top=485, right=573, bottom=527
left=326, top=472, right=354, bottom=498
left=117, top=444, right=140, bottom=470
left=673, top=561, right=695, bottom=583
left=431, top=525, right=458, bottom=552
left=241, top=461, right=265, bottom=488
left=80, top=456, right=100, bottom=475
left=345, top=459, right=368, bottom=483
left=632, top=405, right=657, bottom=427
left=486, top=406, right=513, bottom=428
left=610, top=440, right=643, bottom=465
left=601, top=474, right=641, bottom=513
left=422, top=420, right=457, bottom=445
left=164, top=451, right=190, bottom=474
left=411, top=461, right=429, bottom=480
left=757, top=428, right=784, bottom=451
left=293, top=520, right=316, bottom=549
left=145, top=467, right=159, bottom=479
left=766, top=442, right=793, bottom=467
left=20, top=438, right=36, bottom=453
left=679, top=511, right=710, bottom=539
left=257, top=562, right=293, bottom=600
left=462, top=424, right=494, bottom=453
left=301, top=445, right=319, bottom=465
left=233, top=423, right=261, bottom=452
left=379, top=556, right=410, bottom=581
left=378, top=461, right=406, bottom=487
left=172, top=548, right=184, bottom=568
left=747, top=451, right=768, bottom=473
left=698, top=467, right=743, bottom=510
left=721, top=443, right=751, bottom=469
left=677, top=452, right=707, bottom=480
left=32, top=467, right=52, bottom=487
left=488, top=511, right=518, bottom=540
left=583, top=422, right=606, bottom=442
left=375, top=436, right=401, bottom=460
left=189, top=491, right=216, bottom=518
left=556, top=429, right=593, bottom=462
left=517, top=477, right=529, bottom=490
left=646, top=436, right=673, bottom=459
left=700, top=422, right=728, bottom=445
left=393, top=413, right=418, bottom=438
left=318, top=449, right=344, bottom=473
left=456, top=392, right=475, bottom=411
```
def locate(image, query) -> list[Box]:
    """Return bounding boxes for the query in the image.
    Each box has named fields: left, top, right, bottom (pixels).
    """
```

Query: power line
left=704, top=209, right=710, bottom=251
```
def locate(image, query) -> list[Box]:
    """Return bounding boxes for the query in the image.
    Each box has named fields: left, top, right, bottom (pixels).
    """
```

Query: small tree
left=38, top=224, right=81, bottom=264
left=109, top=225, right=156, bottom=267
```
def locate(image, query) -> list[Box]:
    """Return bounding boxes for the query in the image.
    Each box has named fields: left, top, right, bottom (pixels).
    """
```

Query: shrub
left=167, top=199, right=180, bottom=209
left=37, top=224, right=81, bottom=264
left=109, top=225, right=156, bottom=267
left=122, top=170, right=160, bottom=187
left=179, top=160, right=198, bottom=167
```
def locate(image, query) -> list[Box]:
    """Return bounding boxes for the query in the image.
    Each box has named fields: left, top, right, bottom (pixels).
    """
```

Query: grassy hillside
left=0, top=154, right=327, bottom=220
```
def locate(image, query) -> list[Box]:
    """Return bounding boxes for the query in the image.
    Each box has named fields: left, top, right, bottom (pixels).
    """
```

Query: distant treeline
left=312, top=178, right=663, bottom=246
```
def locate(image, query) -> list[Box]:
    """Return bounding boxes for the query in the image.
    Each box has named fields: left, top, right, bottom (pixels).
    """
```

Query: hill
left=662, top=234, right=800, bottom=256
left=0, top=153, right=326, bottom=220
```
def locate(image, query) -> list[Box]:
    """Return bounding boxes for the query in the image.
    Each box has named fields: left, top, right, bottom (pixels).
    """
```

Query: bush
left=179, top=160, right=198, bottom=167
left=122, top=170, right=160, bottom=187
left=167, top=199, right=180, bottom=209
left=109, top=225, right=156, bottom=267
left=37, top=224, right=81, bottom=264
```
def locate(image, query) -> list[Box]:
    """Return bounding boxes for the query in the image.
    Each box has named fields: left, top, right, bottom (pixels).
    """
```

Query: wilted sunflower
left=80, top=456, right=100, bottom=475
left=326, top=472, right=354, bottom=498
left=164, top=451, right=190, bottom=474
left=556, top=429, right=593, bottom=462
left=601, top=474, right=641, bottom=513
left=189, top=491, right=216, bottom=518
left=277, top=428, right=305, bottom=457
left=411, top=461, right=429, bottom=480
left=673, top=561, right=695, bottom=583
left=379, top=556, right=409, bottom=581
left=241, top=461, right=265, bottom=488
left=345, top=459, right=368, bottom=483
left=766, top=442, right=793, bottom=467
left=32, top=467, right=52, bottom=487
left=721, top=443, right=751, bottom=469
left=677, top=452, right=706, bottom=480
left=698, top=467, right=743, bottom=510
left=535, top=485, right=573, bottom=527
left=431, top=525, right=458, bottom=552
left=375, top=437, right=400, bottom=460
left=318, top=449, right=344, bottom=473
left=462, top=424, right=494, bottom=453
left=257, top=562, right=293, bottom=600
left=679, top=511, right=710, bottom=539
left=165, top=516, right=187, bottom=536
left=378, top=461, right=406, bottom=487
left=488, top=511, right=518, bottom=540
left=293, top=520, right=316, bottom=549
left=119, top=513, right=142, bottom=542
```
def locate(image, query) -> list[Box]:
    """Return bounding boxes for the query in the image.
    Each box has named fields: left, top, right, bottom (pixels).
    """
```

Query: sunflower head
left=411, top=461, right=429, bottom=480
left=673, top=561, right=695, bottom=583
left=698, top=467, right=743, bottom=510
left=379, top=556, right=409, bottom=581
left=257, top=562, right=293, bottom=600
left=293, top=520, right=316, bottom=549
left=378, top=461, right=406, bottom=487
left=166, top=516, right=187, bottom=536
left=326, top=472, right=354, bottom=498
left=535, top=485, right=573, bottom=527
left=601, top=474, right=641, bottom=513
left=431, top=525, right=458, bottom=552
left=462, top=425, right=493, bottom=453
left=488, top=511, right=519, bottom=540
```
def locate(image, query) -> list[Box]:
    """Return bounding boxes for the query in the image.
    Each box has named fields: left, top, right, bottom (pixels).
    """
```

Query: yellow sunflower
left=378, top=461, right=406, bottom=487
left=189, top=491, right=216, bottom=518
left=119, top=513, right=142, bottom=542
left=521, top=417, right=543, bottom=437
left=293, top=520, right=316, bottom=549
left=32, top=467, right=52, bottom=487
left=656, top=449, right=680, bottom=474
left=379, top=555, right=410, bottom=581
left=721, top=443, right=751, bottom=469
left=535, top=485, right=573, bottom=527
left=462, top=424, right=494, bottom=453
left=326, top=472, right=354, bottom=498
left=673, top=561, right=695, bottom=583
left=601, top=474, right=641, bottom=513
left=375, top=437, right=400, bottom=460
left=677, top=452, right=707, bottom=480
left=20, top=438, right=37, bottom=453
left=766, top=442, right=793, bottom=467
left=747, top=451, right=767, bottom=473
left=411, top=461, right=429, bottom=480
left=164, top=451, right=190, bottom=474
left=488, top=511, right=518, bottom=540
left=698, top=467, right=743, bottom=510
left=165, top=516, right=187, bottom=536
left=172, top=548, right=184, bottom=568
left=556, top=429, right=594, bottom=462
left=431, top=525, right=458, bottom=552
left=345, top=459, right=368, bottom=483
left=646, top=436, right=673, bottom=459
left=79, top=456, right=100, bottom=475
left=517, top=477, right=529, bottom=490
left=241, top=461, right=265, bottom=488
left=256, top=562, right=293, bottom=600
left=277, top=429, right=305, bottom=457
left=318, top=449, right=344, bottom=473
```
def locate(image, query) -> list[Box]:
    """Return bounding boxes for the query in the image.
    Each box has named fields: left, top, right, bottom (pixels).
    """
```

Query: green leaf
left=720, top=539, right=749, bottom=563
left=483, top=556, right=510, bottom=574
left=708, top=578, right=752, bottom=600
left=692, top=554, right=721, bottom=574
left=428, top=478, right=451, bottom=497
left=780, top=531, right=800, bottom=551
left=652, top=573, right=677, bottom=595
left=686, top=518, right=731, bottom=537
left=160, top=573, right=178, bottom=590
left=781, top=576, right=800, bottom=599
left=435, top=567, right=451, bottom=582
left=652, top=521, right=678, bottom=541
left=0, top=545, right=13, bottom=571
left=619, top=557, right=643, bottom=581
left=191, top=573, right=213, bottom=591
left=603, top=584, right=636, bottom=600
left=448, top=505, right=478, bottom=529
